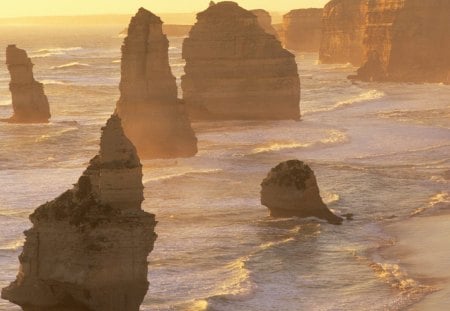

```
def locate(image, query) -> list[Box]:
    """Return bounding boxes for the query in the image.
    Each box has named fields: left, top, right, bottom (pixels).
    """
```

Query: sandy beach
left=383, top=214, right=450, bottom=310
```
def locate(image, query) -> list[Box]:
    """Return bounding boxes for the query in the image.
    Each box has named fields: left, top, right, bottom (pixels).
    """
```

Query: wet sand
left=383, top=214, right=450, bottom=311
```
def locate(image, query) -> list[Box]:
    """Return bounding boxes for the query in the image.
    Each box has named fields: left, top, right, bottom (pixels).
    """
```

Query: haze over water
left=0, top=25, right=449, bottom=310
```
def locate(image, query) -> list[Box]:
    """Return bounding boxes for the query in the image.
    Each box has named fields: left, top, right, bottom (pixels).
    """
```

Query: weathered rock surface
left=116, top=8, right=197, bottom=159
left=261, top=160, right=343, bottom=225
left=181, top=1, right=300, bottom=120
left=354, top=0, right=450, bottom=83
left=282, top=9, right=323, bottom=52
left=250, top=9, right=279, bottom=39
left=319, top=0, right=368, bottom=66
left=4, top=45, right=50, bottom=123
left=1, top=115, right=157, bottom=311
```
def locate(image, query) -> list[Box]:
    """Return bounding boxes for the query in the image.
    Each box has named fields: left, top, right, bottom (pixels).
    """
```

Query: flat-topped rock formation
left=250, top=9, right=279, bottom=39
left=4, top=45, right=50, bottom=123
left=116, top=8, right=197, bottom=159
left=181, top=1, right=300, bottom=120
left=353, top=0, right=450, bottom=83
left=319, top=0, right=368, bottom=66
left=261, top=160, right=343, bottom=225
left=1, top=115, right=157, bottom=311
left=282, top=9, right=323, bottom=52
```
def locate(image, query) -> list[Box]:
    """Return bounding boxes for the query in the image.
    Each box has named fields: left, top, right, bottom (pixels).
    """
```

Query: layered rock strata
left=282, top=9, right=323, bottom=52
left=4, top=45, right=50, bottom=123
left=354, top=0, right=450, bottom=83
left=261, top=160, right=343, bottom=225
left=116, top=8, right=197, bottom=159
left=181, top=1, right=300, bottom=120
left=250, top=9, right=279, bottom=39
left=1, top=115, right=157, bottom=311
left=319, top=0, right=368, bottom=66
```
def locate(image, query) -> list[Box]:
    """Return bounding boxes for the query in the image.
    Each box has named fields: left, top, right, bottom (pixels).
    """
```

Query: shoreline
left=380, top=213, right=450, bottom=310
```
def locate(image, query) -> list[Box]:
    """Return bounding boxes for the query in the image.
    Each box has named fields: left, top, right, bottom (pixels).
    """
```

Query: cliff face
left=1, top=115, right=157, bottom=311
left=261, top=160, right=343, bottom=225
left=282, top=9, right=323, bottom=52
left=5, top=45, right=50, bottom=123
left=250, top=9, right=279, bottom=39
left=181, top=1, right=300, bottom=120
left=319, top=0, right=368, bottom=66
left=116, top=8, right=197, bottom=159
left=355, top=0, right=450, bottom=83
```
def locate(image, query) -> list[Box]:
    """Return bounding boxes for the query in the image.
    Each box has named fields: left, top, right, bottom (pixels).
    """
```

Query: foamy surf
left=30, top=46, right=83, bottom=58
left=251, top=129, right=349, bottom=154
left=51, top=62, right=91, bottom=70
left=411, top=192, right=450, bottom=216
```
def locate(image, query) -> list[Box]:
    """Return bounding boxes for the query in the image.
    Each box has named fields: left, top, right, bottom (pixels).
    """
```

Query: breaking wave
left=51, top=62, right=91, bottom=70
left=251, top=129, right=349, bottom=154
left=30, top=46, right=83, bottom=58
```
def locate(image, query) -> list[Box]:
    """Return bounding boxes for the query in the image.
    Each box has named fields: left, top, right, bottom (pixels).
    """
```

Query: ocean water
left=0, top=26, right=449, bottom=311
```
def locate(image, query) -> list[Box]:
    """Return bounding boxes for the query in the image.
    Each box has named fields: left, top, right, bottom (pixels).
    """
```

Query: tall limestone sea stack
left=1, top=115, right=157, bottom=311
left=261, top=160, right=343, bottom=225
left=116, top=8, right=197, bottom=159
left=354, top=0, right=450, bottom=83
left=3, top=45, right=50, bottom=123
left=250, top=9, right=279, bottom=39
left=282, top=9, right=323, bottom=52
left=319, top=0, right=368, bottom=66
left=182, top=1, right=300, bottom=120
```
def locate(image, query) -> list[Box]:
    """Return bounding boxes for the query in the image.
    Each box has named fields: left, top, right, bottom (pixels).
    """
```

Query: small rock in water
left=261, top=160, right=343, bottom=225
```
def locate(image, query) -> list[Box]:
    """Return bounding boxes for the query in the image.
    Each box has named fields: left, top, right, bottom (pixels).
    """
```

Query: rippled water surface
left=0, top=26, right=449, bottom=311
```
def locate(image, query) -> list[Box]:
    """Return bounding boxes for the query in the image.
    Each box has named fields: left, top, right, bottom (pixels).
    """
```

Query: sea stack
left=250, top=9, right=279, bottom=39
left=181, top=1, right=300, bottom=120
left=353, top=0, right=450, bottom=83
left=282, top=9, right=323, bottom=52
left=4, top=45, right=50, bottom=123
left=261, top=160, right=343, bottom=225
left=116, top=8, right=197, bottom=159
left=319, top=0, right=368, bottom=66
left=1, top=115, right=157, bottom=311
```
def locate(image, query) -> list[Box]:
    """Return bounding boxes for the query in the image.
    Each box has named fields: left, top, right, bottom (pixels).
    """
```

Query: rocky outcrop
left=1, top=115, right=157, bottom=311
left=319, top=0, right=368, bottom=66
left=353, top=0, right=450, bottom=83
left=261, top=160, right=343, bottom=225
left=250, top=9, right=279, bottom=39
left=4, top=45, right=50, bottom=123
left=181, top=1, right=300, bottom=120
left=282, top=9, right=323, bottom=52
left=116, top=8, right=197, bottom=159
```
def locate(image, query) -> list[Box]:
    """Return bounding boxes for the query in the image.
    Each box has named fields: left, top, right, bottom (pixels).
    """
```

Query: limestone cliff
left=250, top=9, right=279, bottom=39
left=1, top=115, right=157, bottom=311
left=181, top=1, right=300, bottom=120
left=282, top=9, right=323, bottom=52
left=4, top=45, right=50, bottom=123
left=261, top=160, right=343, bottom=225
left=116, top=8, right=197, bottom=159
left=319, top=0, right=368, bottom=66
left=354, top=0, right=450, bottom=83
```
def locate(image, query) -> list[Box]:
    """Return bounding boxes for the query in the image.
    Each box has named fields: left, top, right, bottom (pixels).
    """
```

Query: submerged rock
left=4, top=45, right=50, bottom=123
left=250, top=9, right=279, bottom=39
left=261, top=160, right=343, bottom=225
left=282, top=9, right=323, bottom=52
left=1, top=115, right=157, bottom=311
left=319, top=0, right=368, bottom=66
left=116, top=8, right=197, bottom=159
left=181, top=1, right=300, bottom=120
left=354, top=0, right=450, bottom=83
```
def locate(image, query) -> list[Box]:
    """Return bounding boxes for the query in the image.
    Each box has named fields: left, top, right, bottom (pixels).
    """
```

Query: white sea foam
left=251, top=129, right=349, bottom=154
left=0, top=99, right=11, bottom=106
left=51, top=62, right=91, bottom=70
left=30, top=46, right=83, bottom=58
left=41, top=79, right=67, bottom=85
